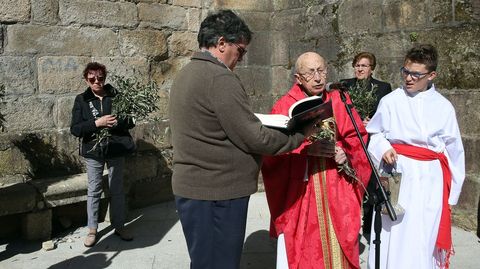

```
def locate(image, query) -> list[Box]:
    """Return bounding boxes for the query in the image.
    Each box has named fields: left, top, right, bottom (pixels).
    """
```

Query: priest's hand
left=307, top=139, right=335, bottom=157
left=382, top=148, right=398, bottom=164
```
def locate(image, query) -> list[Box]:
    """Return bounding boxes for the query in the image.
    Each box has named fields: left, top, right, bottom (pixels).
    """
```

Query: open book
left=255, top=95, right=333, bottom=131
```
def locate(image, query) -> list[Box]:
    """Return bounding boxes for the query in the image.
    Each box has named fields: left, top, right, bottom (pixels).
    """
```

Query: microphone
left=325, top=81, right=349, bottom=92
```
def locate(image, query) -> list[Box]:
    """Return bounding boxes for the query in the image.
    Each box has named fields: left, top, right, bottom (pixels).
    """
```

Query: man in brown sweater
left=169, top=9, right=310, bottom=269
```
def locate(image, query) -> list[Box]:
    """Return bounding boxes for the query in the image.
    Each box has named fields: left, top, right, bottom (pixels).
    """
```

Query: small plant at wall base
left=91, top=75, right=161, bottom=151
left=409, top=32, right=419, bottom=42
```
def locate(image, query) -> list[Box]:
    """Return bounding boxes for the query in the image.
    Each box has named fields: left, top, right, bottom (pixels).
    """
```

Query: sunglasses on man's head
left=87, top=76, right=105, bottom=84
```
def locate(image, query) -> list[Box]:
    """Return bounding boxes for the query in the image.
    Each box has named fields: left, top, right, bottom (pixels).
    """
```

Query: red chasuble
left=261, top=84, right=371, bottom=269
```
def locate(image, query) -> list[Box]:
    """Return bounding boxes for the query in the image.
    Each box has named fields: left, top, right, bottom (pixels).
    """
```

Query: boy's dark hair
left=352, top=52, right=377, bottom=70
left=83, top=62, right=107, bottom=79
left=404, top=44, right=438, bottom=72
left=197, top=9, right=252, bottom=48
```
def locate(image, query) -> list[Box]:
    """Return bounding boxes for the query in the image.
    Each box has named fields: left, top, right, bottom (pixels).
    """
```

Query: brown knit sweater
left=169, top=51, right=304, bottom=200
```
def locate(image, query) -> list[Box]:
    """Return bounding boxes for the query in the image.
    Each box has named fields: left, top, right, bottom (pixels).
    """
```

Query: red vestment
left=261, top=84, right=371, bottom=269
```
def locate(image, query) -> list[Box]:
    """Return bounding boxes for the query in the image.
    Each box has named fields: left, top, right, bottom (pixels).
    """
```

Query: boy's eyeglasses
left=87, top=76, right=105, bottom=84
left=400, top=67, right=429, bottom=81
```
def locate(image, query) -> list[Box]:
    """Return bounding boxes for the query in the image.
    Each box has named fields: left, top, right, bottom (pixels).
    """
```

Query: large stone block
left=0, top=56, right=36, bottom=95
left=337, top=0, right=383, bottom=34
left=187, top=8, right=201, bottom=32
left=22, top=210, right=52, bottom=240
left=0, top=183, right=36, bottom=216
left=271, top=9, right=304, bottom=40
left=270, top=31, right=289, bottom=66
left=54, top=96, right=76, bottom=129
left=234, top=67, right=271, bottom=96
left=246, top=32, right=271, bottom=66
left=169, top=32, right=198, bottom=57
left=0, top=0, right=30, bottom=23
left=212, top=0, right=273, bottom=11
left=59, top=0, right=137, bottom=28
left=151, top=56, right=190, bottom=90
left=0, top=146, right=30, bottom=179
left=5, top=25, right=119, bottom=56
left=241, top=11, right=271, bottom=31
left=383, top=0, right=428, bottom=31
left=119, top=30, right=168, bottom=57
left=124, top=154, right=161, bottom=182
left=3, top=97, right=55, bottom=132
left=38, top=56, right=91, bottom=94
left=173, top=0, right=202, bottom=7
left=441, top=90, right=480, bottom=138
left=93, top=56, right=150, bottom=84
left=271, top=66, right=293, bottom=96
left=304, top=4, right=337, bottom=40
left=138, top=3, right=187, bottom=30
left=452, top=173, right=480, bottom=230
left=461, top=136, right=480, bottom=173
left=431, top=0, right=453, bottom=24
left=32, top=0, right=59, bottom=24
left=130, top=120, right=171, bottom=149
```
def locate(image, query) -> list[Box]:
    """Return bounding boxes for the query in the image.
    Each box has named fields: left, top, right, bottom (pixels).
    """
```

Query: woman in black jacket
left=71, top=62, right=135, bottom=247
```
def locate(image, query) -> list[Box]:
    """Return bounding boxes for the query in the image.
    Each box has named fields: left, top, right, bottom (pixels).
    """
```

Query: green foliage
left=110, top=74, right=160, bottom=121
left=91, top=75, right=161, bottom=152
left=347, top=79, right=377, bottom=119
left=409, top=32, right=419, bottom=42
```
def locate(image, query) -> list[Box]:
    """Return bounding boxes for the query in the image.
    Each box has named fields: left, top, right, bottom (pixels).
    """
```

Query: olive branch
left=90, top=75, right=160, bottom=152
left=347, top=79, right=377, bottom=120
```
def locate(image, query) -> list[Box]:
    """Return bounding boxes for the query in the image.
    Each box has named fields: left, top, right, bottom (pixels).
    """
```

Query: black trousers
left=175, top=195, right=250, bottom=269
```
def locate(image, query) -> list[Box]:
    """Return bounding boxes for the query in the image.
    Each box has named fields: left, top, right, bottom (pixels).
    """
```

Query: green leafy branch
left=347, top=79, right=377, bottom=119
left=90, top=75, right=161, bottom=152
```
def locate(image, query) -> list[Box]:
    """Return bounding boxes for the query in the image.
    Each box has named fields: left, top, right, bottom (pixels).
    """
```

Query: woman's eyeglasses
left=354, top=64, right=371, bottom=69
left=87, top=76, right=105, bottom=84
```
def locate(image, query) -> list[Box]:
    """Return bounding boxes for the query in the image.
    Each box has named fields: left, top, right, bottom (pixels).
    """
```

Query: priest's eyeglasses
left=400, top=67, right=429, bottom=81
left=299, top=69, right=328, bottom=82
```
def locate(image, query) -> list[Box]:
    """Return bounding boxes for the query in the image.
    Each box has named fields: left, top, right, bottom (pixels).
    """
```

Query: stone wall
left=0, top=0, right=479, bottom=234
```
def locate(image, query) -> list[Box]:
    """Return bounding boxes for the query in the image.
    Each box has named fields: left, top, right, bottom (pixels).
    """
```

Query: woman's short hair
left=352, top=52, right=377, bottom=70
left=83, top=62, right=107, bottom=79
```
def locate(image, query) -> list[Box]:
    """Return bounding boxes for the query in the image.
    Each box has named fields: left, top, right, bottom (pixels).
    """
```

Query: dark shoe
left=84, top=232, right=97, bottom=247
left=114, top=228, right=133, bottom=241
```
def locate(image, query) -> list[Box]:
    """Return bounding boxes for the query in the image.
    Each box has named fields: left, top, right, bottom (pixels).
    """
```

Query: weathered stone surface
left=0, top=147, right=31, bottom=177
left=3, top=97, right=55, bottom=132
left=32, top=0, right=59, bottom=24
left=270, top=32, right=289, bottom=66
left=169, top=32, right=197, bottom=56
left=0, top=183, right=36, bottom=216
left=173, top=0, right=202, bottom=7
left=130, top=120, right=171, bottom=149
left=0, top=0, right=30, bottom=23
left=441, top=90, right=480, bottom=138
left=54, top=96, right=76, bottom=129
left=151, top=56, right=190, bottom=92
left=124, top=154, right=160, bottom=182
left=338, top=0, right=383, bottom=34
left=431, top=0, right=453, bottom=24
left=0, top=26, right=3, bottom=54
left=460, top=136, right=480, bottom=173
left=271, top=9, right=304, bottom=40
left=271, top=66, right=293, bottom=96
left=38, top=56, right=91, bottom=95
left=94, top=56, right=150, bottom=83
left=59, top=0, right=137, bottom=28
left=5, top=25, right=119, bottom=56
left=241, top=11, right=271, bottom=31
left=212, top=0, right=273, bottom=11
left=233, top=67, right=270, bottom=96
left=31, top=173, right=88, bottom=207
left=119, top=30, right=168, bottom=57
left=250, top=95, right=275, bottom=114
left=304, top=4, right=336, bottom=40
left=245, top=32, right=271, bottom=66
left=383, top=0, right=428, bottom=31
left=453, top=173, right=480, bottom=230
left=22, top=210, right=52, bottom=240
left=0, top=56, right=36, bottom=95
left=138, top=3, right=187, bottom=30
left=187, top=8, right=202, bottom=32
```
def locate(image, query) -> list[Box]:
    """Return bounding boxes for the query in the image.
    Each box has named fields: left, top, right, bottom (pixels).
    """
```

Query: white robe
left=366, top=85, right=465, bottom=269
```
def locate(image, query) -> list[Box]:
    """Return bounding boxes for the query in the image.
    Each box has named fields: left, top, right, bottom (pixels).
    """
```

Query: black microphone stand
left=336, top=90, right=397, bottom=269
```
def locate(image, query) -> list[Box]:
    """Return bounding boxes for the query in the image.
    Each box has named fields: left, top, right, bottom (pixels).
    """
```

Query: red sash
left=391, top=144, right=453, bottom=267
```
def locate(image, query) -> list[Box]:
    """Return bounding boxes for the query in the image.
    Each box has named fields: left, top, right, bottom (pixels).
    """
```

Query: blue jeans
left=175, top=195, right=250, bottom=269
left=85, top=157, right=125, bottom=230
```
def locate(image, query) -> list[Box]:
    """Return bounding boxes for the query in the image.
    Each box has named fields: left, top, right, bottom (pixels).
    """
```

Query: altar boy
left=366, top=44, right=465, bottom=269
